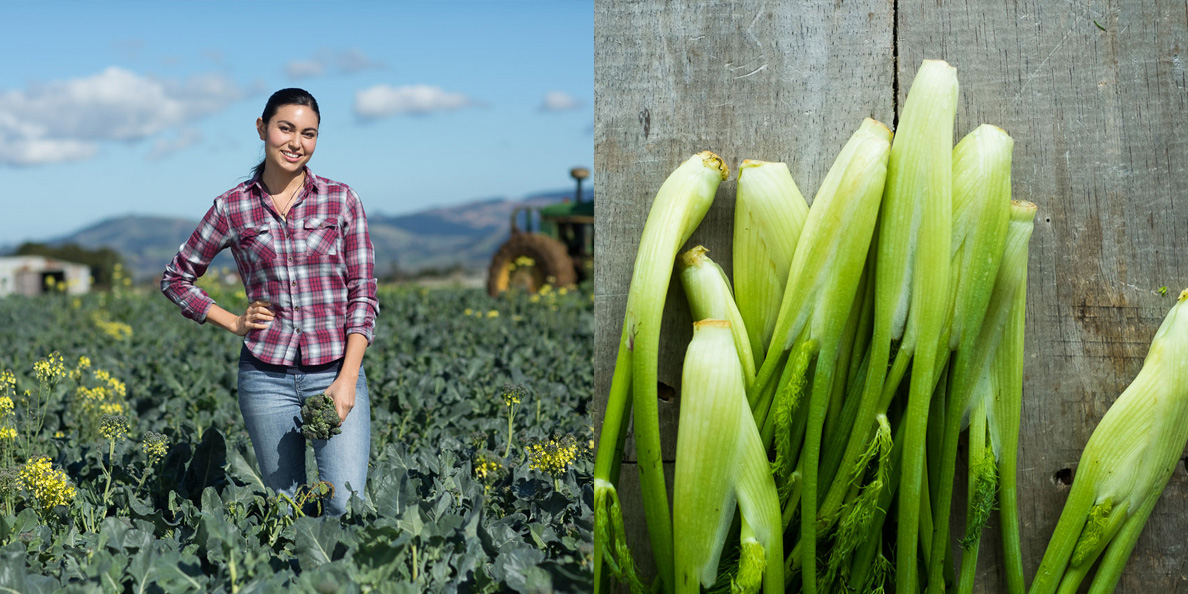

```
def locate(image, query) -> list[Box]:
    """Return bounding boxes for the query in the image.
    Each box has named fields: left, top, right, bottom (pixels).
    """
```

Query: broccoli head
left=301, top=394, right=343, bottom=441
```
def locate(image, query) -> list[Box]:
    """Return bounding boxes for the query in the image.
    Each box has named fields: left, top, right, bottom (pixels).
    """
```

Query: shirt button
left=288, top=256, right=293, bottom=262
left=296, top=328, right=302, bottom=334
left=291, top=281, right=296, bottom=287
left=294, top=306, right=300, bottom=312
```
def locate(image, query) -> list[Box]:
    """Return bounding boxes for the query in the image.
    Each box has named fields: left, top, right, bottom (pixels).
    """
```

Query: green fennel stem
left=926, top=125, right=1015, bottom=594
left=592, top=152, right=726, bottom=594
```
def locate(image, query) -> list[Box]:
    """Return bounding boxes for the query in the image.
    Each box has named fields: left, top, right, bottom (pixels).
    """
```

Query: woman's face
left=256, top=104, right=319, bottom=178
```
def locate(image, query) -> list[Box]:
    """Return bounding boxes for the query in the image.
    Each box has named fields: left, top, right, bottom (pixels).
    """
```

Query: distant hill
left=30, top=190, right=593, bottom=281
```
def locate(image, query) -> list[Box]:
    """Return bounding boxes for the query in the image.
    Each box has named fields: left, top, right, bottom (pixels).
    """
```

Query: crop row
left=0, top=283, right=594, bottom=593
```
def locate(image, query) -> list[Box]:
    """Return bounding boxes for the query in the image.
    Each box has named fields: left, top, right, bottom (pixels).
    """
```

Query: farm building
left=0, top=256, right=91, bottom=297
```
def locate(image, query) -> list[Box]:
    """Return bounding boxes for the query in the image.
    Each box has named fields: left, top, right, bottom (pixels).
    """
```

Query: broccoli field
left=0, top=283, right=594, bottom=593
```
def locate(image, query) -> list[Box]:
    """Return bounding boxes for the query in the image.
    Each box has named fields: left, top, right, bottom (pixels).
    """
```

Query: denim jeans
left=237, top=347, right=370, bottom=516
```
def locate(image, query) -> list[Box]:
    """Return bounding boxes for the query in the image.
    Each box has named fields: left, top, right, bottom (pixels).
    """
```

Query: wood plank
left=596, top=0, right=1188, bottom=591
left=897, top=1, right=1188, bottom=591
left=594, top=0, right=893, bottom=585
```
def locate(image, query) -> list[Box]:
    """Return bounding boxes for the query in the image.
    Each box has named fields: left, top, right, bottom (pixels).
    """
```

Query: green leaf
left=182, top=428, right=227, bottom=496
left=0, top=541, right=62, bottom=594
left=98, top=517, right=133, bottom=552
left=226, top=444, right=267, bottom=493
left=397, top=507, right=424, bottom=539
left=493, top=547, right=550, bottom=594
left=234, top=572, right=294, bottom=594
left=293, top=517, right=346, bottom=569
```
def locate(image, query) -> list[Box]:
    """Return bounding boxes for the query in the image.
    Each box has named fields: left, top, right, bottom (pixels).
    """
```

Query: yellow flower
left=529, top=295, right=541, bottom=304
left=91, top=312, right=132, bottom=340
left=100, top=414, right=129, bottom=443
left=78, top=385, right=109, bottom=404
left=527, top=436, right=580, bottom=477
left=0, top=371, right=14, bottom=396
left=502, top=384, right=526, bottom=407
left=0, top=396, right=13, bottom=417
left=472, top=454, right=504, bottom=493
left=99, top=403, right=124, bottom=415
left=474, top=459, right=501, bottom=481
left=514, top=255, right=536, bottom=268
left=464, top=308, right=473, bottom=316
left=53, top=431, right=64, bottom=439
left=33, top=353, right=66, bottom=384
left=93, top=369, right=126, bottom=397
left=142, top=432, right=169, bottom=464
left=486, top=310, right=499, bottom=318
left=0, top=427, right=16, bottom=441
left=558, top=287, right=569, bottom=296
left=18, top=457, right=76, bottom=511
left=70, top=356, right=94, bottom=381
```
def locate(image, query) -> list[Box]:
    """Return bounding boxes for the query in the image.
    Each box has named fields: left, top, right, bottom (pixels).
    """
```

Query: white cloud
left=147, top=128, right=204, bottom=161
left=286, top=48, right=382, bottom=80
left=354, top=84, right=478, bottom=119
left=539, top=91, right=582, bottom=112
left=335, top=49, right=381, bottom=74
left=0, top=137, right=96, bottom=166
left=0, top=66, right=247, bottom=166
left=287, top=60, right=325, bottom=79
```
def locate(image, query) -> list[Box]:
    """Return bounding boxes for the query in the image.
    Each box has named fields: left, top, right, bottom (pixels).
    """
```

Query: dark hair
left=252, top=88, right=321, bottom=180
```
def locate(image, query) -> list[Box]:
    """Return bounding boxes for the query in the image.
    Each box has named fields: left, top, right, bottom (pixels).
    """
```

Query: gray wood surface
left=594, top=0, right=1188, bottom=591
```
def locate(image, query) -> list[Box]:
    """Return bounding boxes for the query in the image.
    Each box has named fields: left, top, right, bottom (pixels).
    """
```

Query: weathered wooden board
left=895, top=1, right=1188, bottom=591
left=594, top=0, right=893, bottom=583
left=594, top=0, right=1188, bottom=591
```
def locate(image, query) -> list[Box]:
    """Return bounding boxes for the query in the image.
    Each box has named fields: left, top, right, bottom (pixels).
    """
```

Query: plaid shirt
left=161, top=167, right=379, bottom=366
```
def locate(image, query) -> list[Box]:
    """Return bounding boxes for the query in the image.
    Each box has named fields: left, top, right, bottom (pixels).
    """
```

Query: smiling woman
left=160, top=87, right=380, bottom=517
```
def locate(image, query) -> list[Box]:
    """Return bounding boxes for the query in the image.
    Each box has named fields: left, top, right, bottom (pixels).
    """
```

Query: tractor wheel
left=487, top=233, right=577, bottom=296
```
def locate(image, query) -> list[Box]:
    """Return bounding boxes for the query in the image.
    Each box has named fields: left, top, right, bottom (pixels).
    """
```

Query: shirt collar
left=250, top=165, right=323, bottom=195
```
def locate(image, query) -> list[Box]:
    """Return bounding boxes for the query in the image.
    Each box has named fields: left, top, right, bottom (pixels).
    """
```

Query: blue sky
left=0, top=0, right=593, bottom=244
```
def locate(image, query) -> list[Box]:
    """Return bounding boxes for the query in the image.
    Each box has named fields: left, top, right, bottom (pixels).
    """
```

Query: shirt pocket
left=236, top=225, right=278, bottom=267
left=299, top=217, right=341, bottom=260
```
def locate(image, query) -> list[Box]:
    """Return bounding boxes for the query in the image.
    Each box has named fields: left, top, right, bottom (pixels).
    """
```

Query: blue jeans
left=236, top=347, right=370, bottom=516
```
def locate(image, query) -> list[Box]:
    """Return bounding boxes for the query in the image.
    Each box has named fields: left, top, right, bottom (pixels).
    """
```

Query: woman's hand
left=324, top=373, right=357, bottom=424
left=233, top=300, right=275, bottom=336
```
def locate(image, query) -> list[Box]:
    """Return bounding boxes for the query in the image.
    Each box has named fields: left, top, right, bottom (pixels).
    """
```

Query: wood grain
left=897, top=1, right=1188, bottom=591
left=594, top=0, right=1188, bottom=591
left=594, top=0, right=892, bottom=584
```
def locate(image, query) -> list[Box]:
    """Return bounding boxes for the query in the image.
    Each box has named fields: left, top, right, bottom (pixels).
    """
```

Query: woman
left=161, top=88, right=378, bottom=516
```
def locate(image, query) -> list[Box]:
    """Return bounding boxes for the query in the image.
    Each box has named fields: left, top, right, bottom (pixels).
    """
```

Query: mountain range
left=15, top=189, right=592, bottom=281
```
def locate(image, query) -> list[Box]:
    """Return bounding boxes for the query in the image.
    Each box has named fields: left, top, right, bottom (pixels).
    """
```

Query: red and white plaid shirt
left=162, top=167, right=379, bottom=366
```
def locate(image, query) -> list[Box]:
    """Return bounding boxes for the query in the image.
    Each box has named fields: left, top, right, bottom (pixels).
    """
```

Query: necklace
left=270, top=172, right=305, bottom=219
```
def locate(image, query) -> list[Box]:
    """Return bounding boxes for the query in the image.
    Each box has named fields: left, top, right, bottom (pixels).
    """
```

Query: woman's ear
left=256, top=117, right=266, bottom=140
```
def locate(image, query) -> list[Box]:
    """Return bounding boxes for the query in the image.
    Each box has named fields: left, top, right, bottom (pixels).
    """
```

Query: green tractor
left=487, top=167, right=593, bottom=296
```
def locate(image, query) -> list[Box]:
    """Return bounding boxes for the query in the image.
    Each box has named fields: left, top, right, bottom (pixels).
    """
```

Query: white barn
left=0, top=256, right=92, bottom=297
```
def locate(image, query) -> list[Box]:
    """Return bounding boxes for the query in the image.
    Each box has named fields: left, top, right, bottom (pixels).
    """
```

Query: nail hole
left=658, top=382, right=676, bottom=403
left=1053, top=467, right=1074, bottom=486
left=1045, top=218, right=1051, bottom=223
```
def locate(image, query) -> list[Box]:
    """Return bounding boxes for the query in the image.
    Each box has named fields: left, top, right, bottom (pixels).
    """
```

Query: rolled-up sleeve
left=161, top=201, right=230, bottom=323
left=342, top=188, right=379, bottom=343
